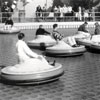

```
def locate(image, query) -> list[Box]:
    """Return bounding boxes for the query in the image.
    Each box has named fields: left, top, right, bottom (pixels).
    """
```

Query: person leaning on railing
left=36, top=5, right=42, bottom=17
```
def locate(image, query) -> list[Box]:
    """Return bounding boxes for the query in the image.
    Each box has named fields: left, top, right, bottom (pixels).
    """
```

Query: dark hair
left=39, top=25, right=43, bottom=28
left=53, top=24, right=58, bottom=29
left=18, top=33, right=25, bottom=40
left=95, top=22, right=99, bottom=26
left=84, top=21, right=88, bottom=24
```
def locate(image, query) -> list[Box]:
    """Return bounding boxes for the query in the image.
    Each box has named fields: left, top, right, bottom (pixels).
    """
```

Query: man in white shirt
left=16, top=33, right=49, bottom=64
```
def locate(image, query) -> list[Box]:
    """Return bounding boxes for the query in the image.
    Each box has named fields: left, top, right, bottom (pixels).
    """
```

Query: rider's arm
left=23, top=41, right=39, bottom=58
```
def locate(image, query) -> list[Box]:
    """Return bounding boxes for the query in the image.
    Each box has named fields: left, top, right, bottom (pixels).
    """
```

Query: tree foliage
left=52, top=0, right=100, bottom=11
left=52, top=0, right=63, bottom=8
left=70, top=0, right=100, bottom=9
left=0, top=0, right=13, bottom=7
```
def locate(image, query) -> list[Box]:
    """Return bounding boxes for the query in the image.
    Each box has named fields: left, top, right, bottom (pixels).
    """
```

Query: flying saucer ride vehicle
left=1, top=60, right=64, bottom=85
left=0, top=26, right=20, bottom=34
left=45, top=41, right=86, bottom=57
left=27, top=35, right=56, bottom=50
left=76, top=35, right=100, bottom=51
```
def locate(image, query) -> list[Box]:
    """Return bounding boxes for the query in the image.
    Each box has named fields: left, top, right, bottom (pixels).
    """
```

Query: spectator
left=58, top=6, right=63, bottom=17
left=68, top=6, right=72, bottom=13
left=88, top=9, right=92, bottom=21
left=78, top=6, right=82, bottom=21
left=75, top=6, right=82, bottom=21
left=36, top=25, right=51, bottom=36
left=36, top=5, right=42, bottom=17
left=42, top=6, right=47, bottom=20
left=81, top=7, right=85, bottom=20
left=83, top=10, right=89, bottom=21
left=54, top=6, right=59, bottom=21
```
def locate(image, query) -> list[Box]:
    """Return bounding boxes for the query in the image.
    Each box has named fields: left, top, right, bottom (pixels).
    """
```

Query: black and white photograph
left=0, top=0, right=100, bottom=100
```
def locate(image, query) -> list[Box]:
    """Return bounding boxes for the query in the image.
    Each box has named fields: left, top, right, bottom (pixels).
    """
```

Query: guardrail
left=0, top=22, right=96, bottom=30
left=0, top=11, right=100, bottom=23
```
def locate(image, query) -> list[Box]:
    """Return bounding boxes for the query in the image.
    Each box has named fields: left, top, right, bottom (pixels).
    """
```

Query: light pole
left=0, top=0, right=2, bottom=11
left=46, top=0, right=47, bottom=9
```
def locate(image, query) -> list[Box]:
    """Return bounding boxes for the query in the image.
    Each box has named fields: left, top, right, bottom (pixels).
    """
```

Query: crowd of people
left=35, top=4, right=94, bottom=22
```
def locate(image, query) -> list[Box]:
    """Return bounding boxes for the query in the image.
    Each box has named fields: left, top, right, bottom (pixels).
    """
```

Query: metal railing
left=0, top=11, right=100, bottom=23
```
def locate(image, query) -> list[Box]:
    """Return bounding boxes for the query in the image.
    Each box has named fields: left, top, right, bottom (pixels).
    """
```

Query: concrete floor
left=0, top=29, right=100, bottom=100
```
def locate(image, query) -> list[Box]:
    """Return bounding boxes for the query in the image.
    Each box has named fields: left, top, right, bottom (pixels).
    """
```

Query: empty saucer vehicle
left=1, top=61, right=64, bottom=85
left=45, top=41, right=86, bottom=57
left=76, top=35, right=100, bottom=51
left=27, top=35, right=56, bottom=50
left=0, top=26, right=20, bottom=34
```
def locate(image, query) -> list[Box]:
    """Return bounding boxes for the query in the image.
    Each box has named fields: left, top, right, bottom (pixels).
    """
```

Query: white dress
left=8, top=40, right=53, bottom=73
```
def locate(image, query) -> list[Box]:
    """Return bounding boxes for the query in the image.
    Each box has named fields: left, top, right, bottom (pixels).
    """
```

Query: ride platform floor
left=0, top=28, right=100, bottom=100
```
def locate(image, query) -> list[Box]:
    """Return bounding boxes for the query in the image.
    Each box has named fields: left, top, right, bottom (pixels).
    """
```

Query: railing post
left=92, top=7, right=95, bottom=21
left=18, top=10, right=20, bottom=22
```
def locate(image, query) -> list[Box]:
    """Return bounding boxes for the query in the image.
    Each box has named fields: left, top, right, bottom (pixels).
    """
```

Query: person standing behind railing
left=78, top=6, right=82, bottom=21
left=68, top=6, right=72, bottom=13
left=62, top=4, right=68, bottom=21
left=36, top=5, right=42, bottom=17
left=58, top=6, right=63, bottom=18
left=83, top=10, right=89, bottom=21
left=54, top=6, right=59, bottom=21
left=42, top=6, right=47, bottom=20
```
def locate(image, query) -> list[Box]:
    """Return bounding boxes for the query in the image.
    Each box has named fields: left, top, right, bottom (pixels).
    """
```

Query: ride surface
left=1, top=28, right=100, bottom=100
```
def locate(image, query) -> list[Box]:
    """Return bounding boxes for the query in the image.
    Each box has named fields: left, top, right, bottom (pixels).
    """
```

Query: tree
left=61, top=0, right=71, bottom=6
left=0, top=0, right=13, bottom=7
left=52, top=0, right=63, bottom=8
left=69, top=0, right=100, bottom=10
left=52, top=0, right=100, bottom=10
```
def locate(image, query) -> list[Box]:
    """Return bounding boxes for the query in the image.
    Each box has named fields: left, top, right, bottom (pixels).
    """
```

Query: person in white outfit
left=15, top=33, right=54, bottom=72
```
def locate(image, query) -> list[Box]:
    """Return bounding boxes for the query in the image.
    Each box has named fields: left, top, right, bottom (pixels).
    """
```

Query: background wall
left=25, top=0, right=53, bottom=18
